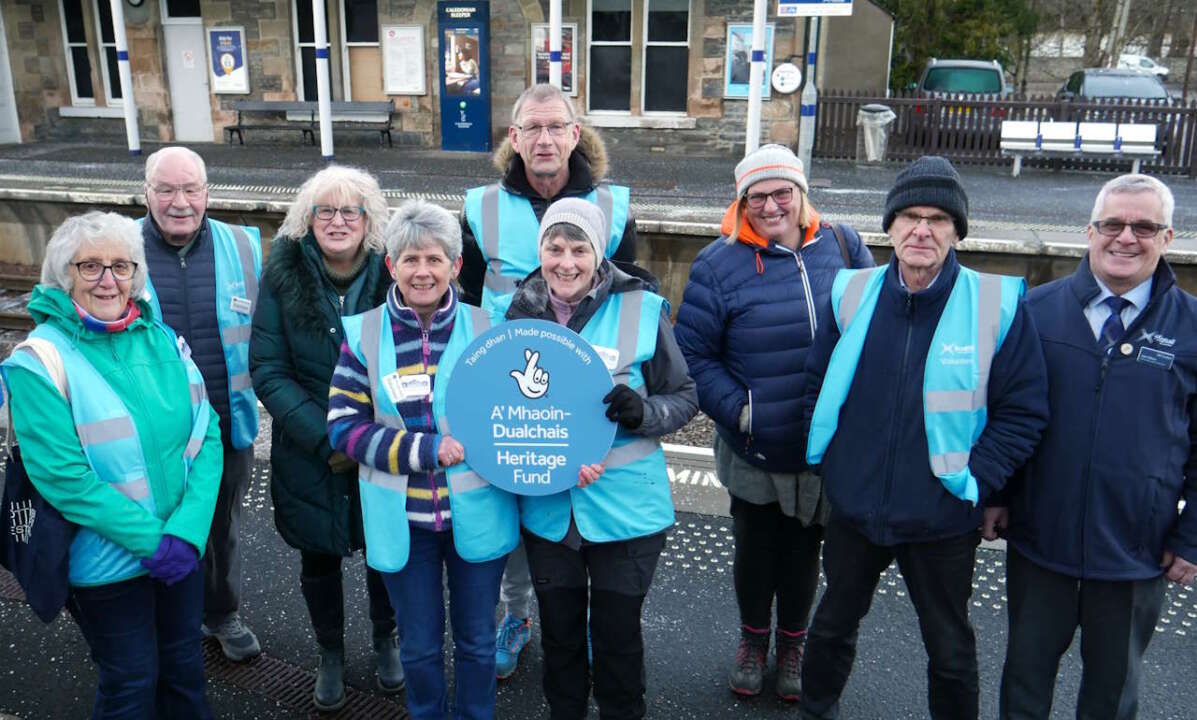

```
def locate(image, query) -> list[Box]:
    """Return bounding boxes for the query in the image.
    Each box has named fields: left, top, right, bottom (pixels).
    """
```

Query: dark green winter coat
left=249, top=233, right=391, bottom=555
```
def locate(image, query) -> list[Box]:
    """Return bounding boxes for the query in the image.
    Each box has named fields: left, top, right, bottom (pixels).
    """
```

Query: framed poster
left=724, top=24, right=775, bottom=99
left=530, top=23, right=578, bottom=97
left=207, top=27, right=249, bottom=94
left=383, top=25, right=427, bottom=95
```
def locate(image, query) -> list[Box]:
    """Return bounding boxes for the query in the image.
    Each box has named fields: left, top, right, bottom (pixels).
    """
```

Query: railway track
left=0, top=272, right=36, bottom=332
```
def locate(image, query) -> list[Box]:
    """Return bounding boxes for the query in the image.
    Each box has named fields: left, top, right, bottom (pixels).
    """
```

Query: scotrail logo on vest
left=445, top=319, right=617, bottom=496
left=939, top=342, right=975, bottom=366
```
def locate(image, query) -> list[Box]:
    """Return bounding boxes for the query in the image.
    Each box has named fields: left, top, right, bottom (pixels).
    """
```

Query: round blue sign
left=442, top=319, right=617, bottom=496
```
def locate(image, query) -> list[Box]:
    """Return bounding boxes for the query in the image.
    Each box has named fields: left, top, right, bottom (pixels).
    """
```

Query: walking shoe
left=202, top=614, right=261, bottom=662
left=729, top=625, right=770, bottom=696
left=775, top=628, right=806, bottom=702
left=374, top=632, right=405, bottom=693
left=495, top=613, right=532, bottom=680
left=313, top=646, right=346, bottom=712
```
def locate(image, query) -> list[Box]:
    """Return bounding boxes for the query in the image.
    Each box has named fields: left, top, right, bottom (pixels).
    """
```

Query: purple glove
left=140, top=535, right=199, bottom=586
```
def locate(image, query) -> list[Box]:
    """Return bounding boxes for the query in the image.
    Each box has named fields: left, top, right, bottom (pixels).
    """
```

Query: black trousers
left=999, top=548, right=1165, bottom=720
left=730, top=496, right=824, bottom=631
left=800, top=519, right=980, bottom=720
left=299, top=550, right=395, bottom=649
left=524, top=530, right=667, bottom=720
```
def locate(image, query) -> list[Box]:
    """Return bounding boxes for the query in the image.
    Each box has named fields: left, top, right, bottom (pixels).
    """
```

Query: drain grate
left=203, top=644, right=408, bottom=719
left=0, top=569, right=408, bottom=719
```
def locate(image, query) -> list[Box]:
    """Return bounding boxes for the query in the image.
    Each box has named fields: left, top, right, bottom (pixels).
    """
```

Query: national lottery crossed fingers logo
left=441, top=319, right=617, bottom=496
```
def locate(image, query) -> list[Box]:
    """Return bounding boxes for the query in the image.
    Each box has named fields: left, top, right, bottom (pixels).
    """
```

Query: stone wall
left=4, top=1, right=68, bottom=141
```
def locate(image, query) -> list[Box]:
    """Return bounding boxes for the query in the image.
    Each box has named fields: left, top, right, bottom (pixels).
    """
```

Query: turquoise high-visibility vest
left=806, top=266, right=1024, bottom=504
left=495, top=290, right=674, bottom=542
left=2, top=322, right=211, bottom=586
left=463, top=183, right=630, bottom=314
left=143, top=218, right=262, bottom=450
left=341, top=302, right=520, bottom=573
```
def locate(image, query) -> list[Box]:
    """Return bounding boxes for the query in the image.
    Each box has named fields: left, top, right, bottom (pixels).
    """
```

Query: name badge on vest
left=1136, top=346, right=1174, bottom=371
left=383, top=372, right=431, bottom=404
left=593, top=345, right=620, bottom=371
left=230, top=296, right=253, bottom=315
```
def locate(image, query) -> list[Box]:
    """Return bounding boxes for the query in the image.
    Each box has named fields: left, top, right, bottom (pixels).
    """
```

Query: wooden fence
left=815, top=89, right=1197, bottom=176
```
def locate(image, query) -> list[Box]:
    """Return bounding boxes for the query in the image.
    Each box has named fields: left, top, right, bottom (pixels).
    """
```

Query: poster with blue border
left=441, top=319, right=617, bottom=496
left=208, top=27, right=248, bottom=94
left=724, top=24, right=774, bottom=99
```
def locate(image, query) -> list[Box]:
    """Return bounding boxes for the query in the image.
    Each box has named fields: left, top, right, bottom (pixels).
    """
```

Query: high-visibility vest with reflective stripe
left=143, top=218, right=262, bottom=450
left=463, top=183, right=630, bottom=314
left=2, top=322, right=211, bottom=586
left=341, top=302, right=520, bottom=573
left=806, top=265, right=1024, bottom=504
left=496, top=290, right=674, bottom=542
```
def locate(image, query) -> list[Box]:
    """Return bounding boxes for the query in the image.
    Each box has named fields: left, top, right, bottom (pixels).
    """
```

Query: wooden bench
left=225, top=99, right=394, bottom=146
left=1000, top=119, right=1160, bottom=177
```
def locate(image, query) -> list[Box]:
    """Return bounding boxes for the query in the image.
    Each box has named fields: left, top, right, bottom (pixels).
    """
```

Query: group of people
left=0, top=80, right=1192, bottom=720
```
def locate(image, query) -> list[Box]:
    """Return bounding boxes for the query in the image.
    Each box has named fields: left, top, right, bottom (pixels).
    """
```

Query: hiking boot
left=775, top=628, right=806, bottom=702
left=202, top=614, right=261, bottom=662
left=495, top=613, right=532, bottom=680
left=729, top=626, right=770, bottom=696
left=313, top=646, right=346, bottom=712
left=374, top=632, right=405, bottom=693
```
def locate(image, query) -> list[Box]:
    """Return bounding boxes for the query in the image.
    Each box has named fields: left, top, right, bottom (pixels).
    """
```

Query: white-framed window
left=588, top=0, right=632, bottom=112
left=587, top=0, right=690, bottom=114
left=292, top=0, right=382, bottom=102
left=60, top=0, right=95, bottom=106
left=161, top=0, right=201, bottom=19
left=59, top=0, right=122, bottom=106
left=293, top=0, right=337, bottom=101
left=642, top=0, right=688, bottom=113
left=340, top=0, right=383, bottom=101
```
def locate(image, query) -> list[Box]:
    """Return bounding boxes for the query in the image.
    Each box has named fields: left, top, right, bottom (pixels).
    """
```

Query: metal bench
left=225, top=101, right=317, bottom=145
left=225, top=99, right=394, bottom=146
left=1000, top=119, right=1160, bottom=177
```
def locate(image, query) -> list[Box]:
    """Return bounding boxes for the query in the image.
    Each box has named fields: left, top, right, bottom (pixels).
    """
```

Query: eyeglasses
left=149, top=184, right=207, bottom=200
left=312, top=205, right=365, bottom=222
left=745, top=187, right=795, bottom=209
left=897, top=210, right=955, bottom=231
left=1091, top=219, right=1168, bottom=239
left=74, top=260, right=137, bottom=281
left=516, top=122, right=574, bottom=139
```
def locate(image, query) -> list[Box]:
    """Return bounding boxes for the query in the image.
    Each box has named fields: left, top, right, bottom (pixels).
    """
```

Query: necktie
left=1099, top=296, right=1131, bottom=352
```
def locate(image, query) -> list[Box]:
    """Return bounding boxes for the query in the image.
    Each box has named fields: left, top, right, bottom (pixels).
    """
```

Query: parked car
left=914, top=58, right=1012, bottom=98
left=909, top=58, right=1012, bottom=139
left=1057, top=68, right=1170, bottom=101
left=1117, top=53, right=1169, bottom=78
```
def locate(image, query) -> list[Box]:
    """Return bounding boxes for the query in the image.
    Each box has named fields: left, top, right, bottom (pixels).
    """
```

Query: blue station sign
left=439, top=319, right=617, bottom=496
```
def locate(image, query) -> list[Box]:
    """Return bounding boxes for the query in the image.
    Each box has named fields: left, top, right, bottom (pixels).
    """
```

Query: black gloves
left=602, top=384, right=644, bottom=430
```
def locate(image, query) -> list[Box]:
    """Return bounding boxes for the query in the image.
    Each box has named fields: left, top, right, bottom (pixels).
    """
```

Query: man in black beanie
left=796, top=156, right=1050, bottom=719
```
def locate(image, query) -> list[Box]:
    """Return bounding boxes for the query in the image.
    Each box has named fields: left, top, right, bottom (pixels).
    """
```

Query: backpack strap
left=822, top=221, right=852, bottom=268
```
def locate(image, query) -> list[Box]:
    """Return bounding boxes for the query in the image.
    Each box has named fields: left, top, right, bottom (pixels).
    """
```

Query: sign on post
left=778, top=0, right=853, bottom=16
left=441, top=319, right=617, bottom=496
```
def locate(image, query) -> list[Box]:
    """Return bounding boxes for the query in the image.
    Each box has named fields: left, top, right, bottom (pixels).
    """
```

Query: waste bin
left=856, top=103, right=896, bottom=163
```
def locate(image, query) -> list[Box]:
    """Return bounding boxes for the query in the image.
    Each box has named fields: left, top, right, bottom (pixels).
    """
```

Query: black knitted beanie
left=881, top=155, right=969, bottom=240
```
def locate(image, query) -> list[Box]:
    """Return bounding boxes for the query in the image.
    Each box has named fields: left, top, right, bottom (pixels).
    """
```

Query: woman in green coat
left=249, top=165, right=399, bottom=711
left=2, top=211, right=222, bottom=719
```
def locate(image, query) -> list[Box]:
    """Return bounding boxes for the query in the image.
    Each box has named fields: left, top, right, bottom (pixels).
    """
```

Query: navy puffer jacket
left=674, top=205, right=873, bottom=471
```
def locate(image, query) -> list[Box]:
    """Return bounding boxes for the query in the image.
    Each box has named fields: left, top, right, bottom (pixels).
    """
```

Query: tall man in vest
left=142, top=146, right=263, bottom=662
left=459, top=83, right=638, bottom=679
left=798, top=156, right=1049, bottom=720
left=990, top=174, right=1197, bottom=719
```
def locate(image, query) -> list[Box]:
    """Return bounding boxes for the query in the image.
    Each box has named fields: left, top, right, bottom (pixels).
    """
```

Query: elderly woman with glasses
left=1, top=211, right=222, bottom=719
left=328, top=199, right=519, bottom=720
left=674, top=144, right=874, bottom=701
left=249, top=165, right=401, bottom=711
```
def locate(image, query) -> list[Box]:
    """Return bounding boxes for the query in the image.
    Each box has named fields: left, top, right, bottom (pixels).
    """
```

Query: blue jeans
left=381, top=527, right=506, bottom=720
left=67, top=568, right=211, bottom=720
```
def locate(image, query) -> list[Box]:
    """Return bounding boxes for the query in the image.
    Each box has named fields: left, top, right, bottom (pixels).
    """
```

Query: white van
left=1117, top=54, right=1169, bottom=78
